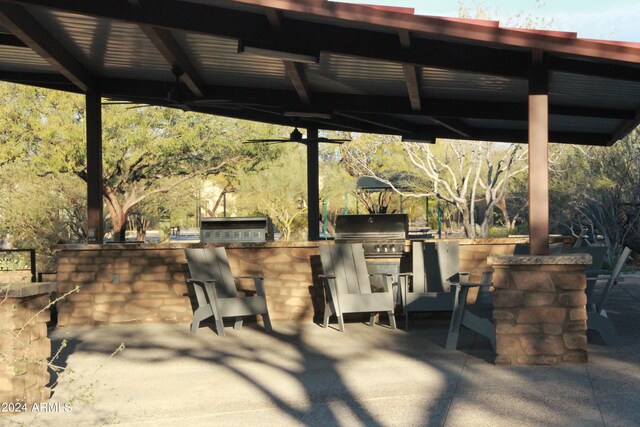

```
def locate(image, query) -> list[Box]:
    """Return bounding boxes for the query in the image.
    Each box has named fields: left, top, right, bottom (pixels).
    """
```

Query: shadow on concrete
left=30, top=279, right=640, bottom=426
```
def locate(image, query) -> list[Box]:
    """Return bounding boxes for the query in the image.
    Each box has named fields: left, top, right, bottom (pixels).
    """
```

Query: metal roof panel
left=29, top=9, right=173, bottom=81
left=172, top=31, right=291, bottom=89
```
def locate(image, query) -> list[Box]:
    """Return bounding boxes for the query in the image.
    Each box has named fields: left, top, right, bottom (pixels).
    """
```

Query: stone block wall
left=490, top=258, right=589, bottom=365
left=0, top=285, right=54, bottom=407
left=55, top=243, right=324, bottom=327
left=54, top=239, right=545, bottom=327
left=56, top=248, right=193, bottom=326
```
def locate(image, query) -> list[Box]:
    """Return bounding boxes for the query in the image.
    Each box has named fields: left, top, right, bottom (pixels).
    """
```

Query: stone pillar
left=0, top=282, right=56, bottom=406
left=488, top=255, right=591, bottom=365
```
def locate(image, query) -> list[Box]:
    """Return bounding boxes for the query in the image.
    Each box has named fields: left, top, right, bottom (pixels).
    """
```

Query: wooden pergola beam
left=306, top=127, right=320, bottom=241
left=86, top=91, right=103, bottom=244
left=95, top=78, right=633, bottom=122
left=528, top=50, right=549, bottom=255
left=0, top=2, right=94, bottom=91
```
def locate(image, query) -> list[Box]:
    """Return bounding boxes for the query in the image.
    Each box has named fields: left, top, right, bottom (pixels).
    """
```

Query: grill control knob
left=391, top=245, right=396, bottom=252
left=375, top=245, right=381, bottom=252
left=383, top=245, right=389, bottom=252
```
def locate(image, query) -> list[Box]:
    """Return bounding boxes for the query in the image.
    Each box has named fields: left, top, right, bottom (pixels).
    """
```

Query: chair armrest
left=453, top=282, right=493, bottom=288
left=187, top=278, right=216, bottom=286
left=586, top=269, right=610, bottom=277
left=234, top=275, right=264, bottom=280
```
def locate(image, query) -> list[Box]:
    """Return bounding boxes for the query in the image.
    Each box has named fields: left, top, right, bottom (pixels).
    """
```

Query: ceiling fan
left=243, top=127, right=350, bottom=144
left=103, top=68, right=249, bottom=111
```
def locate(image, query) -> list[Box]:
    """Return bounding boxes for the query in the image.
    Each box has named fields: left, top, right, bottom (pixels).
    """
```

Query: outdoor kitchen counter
left=54, top=238, right=550, bottom=327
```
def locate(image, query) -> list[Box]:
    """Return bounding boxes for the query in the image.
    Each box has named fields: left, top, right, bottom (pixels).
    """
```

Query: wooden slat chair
left=399, top=241, right=470, bottom=330
left=184, top=247, right=272, bottom=336
left=445, top=271, right=495, bottom=351
left=319, top=243, right=397, bottom=332
left=587, top=246, right=632, bottom=345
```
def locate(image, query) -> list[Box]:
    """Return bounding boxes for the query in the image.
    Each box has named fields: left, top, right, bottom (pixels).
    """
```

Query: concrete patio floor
left=7, top=276, right=640, bottom=427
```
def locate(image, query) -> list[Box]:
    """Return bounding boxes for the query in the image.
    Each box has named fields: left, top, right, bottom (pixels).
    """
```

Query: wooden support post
left=528, top=51, right=549, bottom=255
left=307, top=127, right=320, bottom=241
left=86, top=91, right=103, bottom=244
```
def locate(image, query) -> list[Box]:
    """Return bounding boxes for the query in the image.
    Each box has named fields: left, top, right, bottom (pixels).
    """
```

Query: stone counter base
left=55, top=246, right=324, bottom=326
left=492, top=264, right=588, bottom=365
left=0, top=294, right=52, bottom=406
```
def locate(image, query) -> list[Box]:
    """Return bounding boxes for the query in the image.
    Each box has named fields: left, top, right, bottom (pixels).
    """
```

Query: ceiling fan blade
left=303, top=137, right=350, bottom=144
left=243, top=139, right=291, bottom=143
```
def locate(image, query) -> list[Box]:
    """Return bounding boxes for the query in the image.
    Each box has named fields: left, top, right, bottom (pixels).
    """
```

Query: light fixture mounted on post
left=238, top=40, right=319, bottom=64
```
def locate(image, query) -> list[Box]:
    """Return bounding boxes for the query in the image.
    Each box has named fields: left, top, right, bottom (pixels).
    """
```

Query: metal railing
left=0, top=249, right=37, bottom=282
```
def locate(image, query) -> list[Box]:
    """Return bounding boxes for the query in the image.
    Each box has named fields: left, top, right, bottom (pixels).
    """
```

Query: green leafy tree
left=0, top=82, right=283, bottom=241
left=236, top=147, right=308, bottom=241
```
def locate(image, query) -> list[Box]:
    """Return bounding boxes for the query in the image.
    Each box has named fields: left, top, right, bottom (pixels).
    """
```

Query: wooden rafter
left=7, top=0, right=532, bottom=78
left=399, top=30, right=421, bottom=112
left=0, top=1, right=93, bottom=91
left=283, top=61, right=311, bottom=104
left=128, top=0, right=206, bottom=97
left=12, top=0, right=640, bottom=73
left=266, top=8, right=311, bottom=105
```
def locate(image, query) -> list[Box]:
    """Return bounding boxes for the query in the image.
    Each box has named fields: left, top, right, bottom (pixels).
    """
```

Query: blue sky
left=334, top=0, right=640, bottom=42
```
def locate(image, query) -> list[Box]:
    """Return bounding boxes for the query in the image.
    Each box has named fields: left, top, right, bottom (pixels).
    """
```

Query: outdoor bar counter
left=54, top=238, right=540, bottom=327
left=488, top=254, right=591, bottom=365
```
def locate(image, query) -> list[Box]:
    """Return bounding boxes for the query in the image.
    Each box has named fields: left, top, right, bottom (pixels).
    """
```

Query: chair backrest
left=185, top=247, right=237, bottom=298
left=319, top=243, right=372, bottom=295
left=412, top=241, right=460, bottom=293
left=596, top=246, right=632, bottom=312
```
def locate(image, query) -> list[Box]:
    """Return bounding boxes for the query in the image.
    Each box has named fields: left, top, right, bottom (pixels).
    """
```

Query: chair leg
left=369, top=313, right=377, bottom=327
left=404, top=307, right=410, bottom=331
left=190, top=320, right=199, bottom=334
left=462, top=311, right=496, bottom=350
left=337, top=314, right=345, bottom=332
left=190, top=304, right=213, bottom=334
left=214, top=317, right=226, bottom=337
left=323, top=303, right=334, bottom=328
left=262, top=312, right=273, bottom=333
left=446, top=287, right=468, bottom=350
left=233, top=318, right=243, bottom=330
left=387, top=311, right=397, bottom=330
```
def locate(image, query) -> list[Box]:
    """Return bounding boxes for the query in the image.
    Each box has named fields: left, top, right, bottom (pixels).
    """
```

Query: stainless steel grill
left=200, top=217, right=273, bottom=243
left=334, top=214, right=408, bottom=258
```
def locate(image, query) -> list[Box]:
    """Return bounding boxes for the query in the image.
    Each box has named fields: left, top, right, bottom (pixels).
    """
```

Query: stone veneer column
left=488, top=255, right=591, bottom=365
left=0, top=282, right=56, bottom=406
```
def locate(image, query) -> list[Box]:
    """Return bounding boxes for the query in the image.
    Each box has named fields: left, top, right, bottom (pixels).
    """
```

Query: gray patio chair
left=445, top=271, right=495, bottom=350
left=398, top=241, right=462, bottom=329
left=184, top=247, right=272, bottom=336
left=319, top=243, right=397, bottom=332
left=587, top=246, right=632, bottom=345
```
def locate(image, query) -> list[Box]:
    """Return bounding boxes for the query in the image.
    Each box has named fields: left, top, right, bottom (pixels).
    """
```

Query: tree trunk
left=460, top=206, right=475, bottom=238
left=103, top=187, right=128, bottom=242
